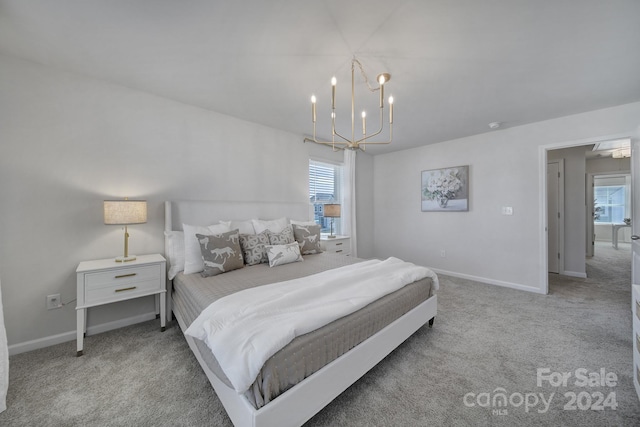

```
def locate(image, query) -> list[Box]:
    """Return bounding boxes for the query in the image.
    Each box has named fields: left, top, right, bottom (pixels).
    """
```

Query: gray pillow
left=293, top=224, right=323, bottom=255
left=267, top=225, right=294, bottom=245
left=196, top=230, right=244, bottom=277
left=239, top=231, right=270, bottom=266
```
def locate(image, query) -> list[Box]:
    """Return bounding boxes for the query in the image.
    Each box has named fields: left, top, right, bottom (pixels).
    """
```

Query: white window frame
left=593, top=174, right=630, bottom=225
left=309, top=159, right=343, bottom=235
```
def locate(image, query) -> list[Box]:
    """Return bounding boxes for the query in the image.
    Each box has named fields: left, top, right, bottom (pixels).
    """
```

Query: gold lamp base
left=328, top=218, right=337, bottom=238
left=114, top=225, right=136, bottom=262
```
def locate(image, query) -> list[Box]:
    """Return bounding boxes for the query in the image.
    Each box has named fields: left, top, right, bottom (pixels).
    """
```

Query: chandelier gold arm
left=304, top=57, right=394, bottom=152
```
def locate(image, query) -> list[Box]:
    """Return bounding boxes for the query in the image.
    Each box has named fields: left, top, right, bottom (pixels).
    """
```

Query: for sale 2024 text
left=537, top=368, right=618, bottom=411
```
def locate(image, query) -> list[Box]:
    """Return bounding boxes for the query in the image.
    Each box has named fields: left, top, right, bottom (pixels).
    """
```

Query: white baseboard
left=563, top=270, right=588, bottom=279
left=9, top=330, right=77, bottom=356
left=431, top=268, right=546, bottom=295
left=8, top=311, right=157, bottom=356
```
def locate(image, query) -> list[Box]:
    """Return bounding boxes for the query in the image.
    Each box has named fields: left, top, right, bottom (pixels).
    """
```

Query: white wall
left=0, top=53, right=374, bottom=351
left=373, top=102, right=640, bottom=293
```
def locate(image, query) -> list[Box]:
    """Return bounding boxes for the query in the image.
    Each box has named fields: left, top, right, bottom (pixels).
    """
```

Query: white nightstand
left=76, top=253, right=166, bottom=356
left=321, top=235, right=351, bottom=256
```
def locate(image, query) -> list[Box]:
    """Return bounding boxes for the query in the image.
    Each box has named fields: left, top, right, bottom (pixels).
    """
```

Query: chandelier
left=304, top=58, right=394, bottom=151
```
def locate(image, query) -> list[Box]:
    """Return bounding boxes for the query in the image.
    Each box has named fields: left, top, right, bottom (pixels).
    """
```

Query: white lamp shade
left=323, top=204, right=341, bottom=218
left=104, top=200, right=147, bottom=225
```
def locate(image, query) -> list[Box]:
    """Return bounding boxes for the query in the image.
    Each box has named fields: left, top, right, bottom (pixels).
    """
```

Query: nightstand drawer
left=321, top=236, right=351, bottom=255
left=323, top=240, right=347, bottom=252
left=84, top=264, right=162, bottom=305
left=86, top=264, right=160, bottom=288
left=636, top=361, right=640, bottom=400
left=633, top=285, right=640, bottom=320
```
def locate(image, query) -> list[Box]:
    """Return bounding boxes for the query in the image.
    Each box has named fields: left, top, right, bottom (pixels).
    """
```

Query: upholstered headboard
left=164, top=200, right=313, bottom=233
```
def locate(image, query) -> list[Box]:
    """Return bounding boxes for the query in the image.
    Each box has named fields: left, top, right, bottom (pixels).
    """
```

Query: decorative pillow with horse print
left=292, top=224, right=323, bottom=255
left=196, top=230, right=244, bottom=277
left=265, top=242, right=303, bottom=267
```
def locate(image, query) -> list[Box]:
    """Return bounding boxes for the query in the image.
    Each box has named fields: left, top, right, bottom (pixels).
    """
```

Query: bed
left=164, top=200, right=438, bottom=427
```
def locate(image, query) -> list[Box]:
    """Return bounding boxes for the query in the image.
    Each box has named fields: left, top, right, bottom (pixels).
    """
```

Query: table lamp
left=323, top=204, right=341, bottom=238
left=104, top=198, right=147, bottom=262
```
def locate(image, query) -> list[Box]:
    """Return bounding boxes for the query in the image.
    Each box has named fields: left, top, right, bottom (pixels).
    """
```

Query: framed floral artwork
left=421, top=165, right=469, bottom=212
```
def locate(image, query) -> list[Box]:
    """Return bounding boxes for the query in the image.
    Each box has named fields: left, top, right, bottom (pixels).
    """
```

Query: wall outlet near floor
left=440, top=250, right=446, bottom=257
left=46, top=294, right=62, bottom=310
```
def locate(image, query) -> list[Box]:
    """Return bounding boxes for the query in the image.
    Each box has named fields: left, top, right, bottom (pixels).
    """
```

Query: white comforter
left=185, top=257, right=438, bottom=393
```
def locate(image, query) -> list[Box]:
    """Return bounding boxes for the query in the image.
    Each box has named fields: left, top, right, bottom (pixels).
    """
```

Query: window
left=594, top=175, right=630, bottom=224
left=309, top=160, right=343, bottom=234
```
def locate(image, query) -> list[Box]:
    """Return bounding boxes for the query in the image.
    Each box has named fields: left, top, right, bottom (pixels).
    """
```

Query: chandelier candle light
left=305, top=58, right=394, bottom=151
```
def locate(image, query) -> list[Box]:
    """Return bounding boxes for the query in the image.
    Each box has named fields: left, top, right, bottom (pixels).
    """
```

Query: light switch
left=502, top=206, right=513, bottom=215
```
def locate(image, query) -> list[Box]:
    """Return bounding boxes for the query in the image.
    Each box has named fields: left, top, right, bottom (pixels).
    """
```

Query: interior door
left=548, top=161, right=561, bottom=274
left=586, top=174, right=595, bottom=258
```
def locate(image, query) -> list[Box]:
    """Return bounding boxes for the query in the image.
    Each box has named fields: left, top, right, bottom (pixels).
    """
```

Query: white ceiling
left=1, top=0, right=639, bottom=154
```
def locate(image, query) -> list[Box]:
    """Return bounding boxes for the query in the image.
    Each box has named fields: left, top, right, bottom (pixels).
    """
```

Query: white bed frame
left=165, top=200, right=437, bottom=427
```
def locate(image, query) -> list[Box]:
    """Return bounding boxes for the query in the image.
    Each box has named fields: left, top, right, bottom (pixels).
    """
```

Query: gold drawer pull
left=115, top=273, right=137, bottom=279
left=115, top=286, right=137, bottom=293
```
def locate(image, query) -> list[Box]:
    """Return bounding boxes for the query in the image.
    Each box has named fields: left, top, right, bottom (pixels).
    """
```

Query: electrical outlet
left=502, top=206, right=514, bottom=215
left=440, top=250, right=446, bottom=257
left=46, top=294, right=62, bottom=310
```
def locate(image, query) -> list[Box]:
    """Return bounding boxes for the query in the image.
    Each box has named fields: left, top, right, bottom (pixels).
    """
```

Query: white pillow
left=183, top=223, right=230, bottom=274
left=290, top=219, right=317, bottom=226
left=252, top=217, right=288, bottom=234
left=265, top=242, right=303, bottom=267
left=219, top=220, right=255, bottom=235
left=164, top=230, right=185, bottom=280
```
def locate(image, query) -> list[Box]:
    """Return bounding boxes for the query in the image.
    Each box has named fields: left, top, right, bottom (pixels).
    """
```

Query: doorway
left=543, top=138, right=632, bottom=292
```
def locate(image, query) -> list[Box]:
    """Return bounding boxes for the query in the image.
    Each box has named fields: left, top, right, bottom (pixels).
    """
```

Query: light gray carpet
left=2, top=243, right=639, bottom=426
